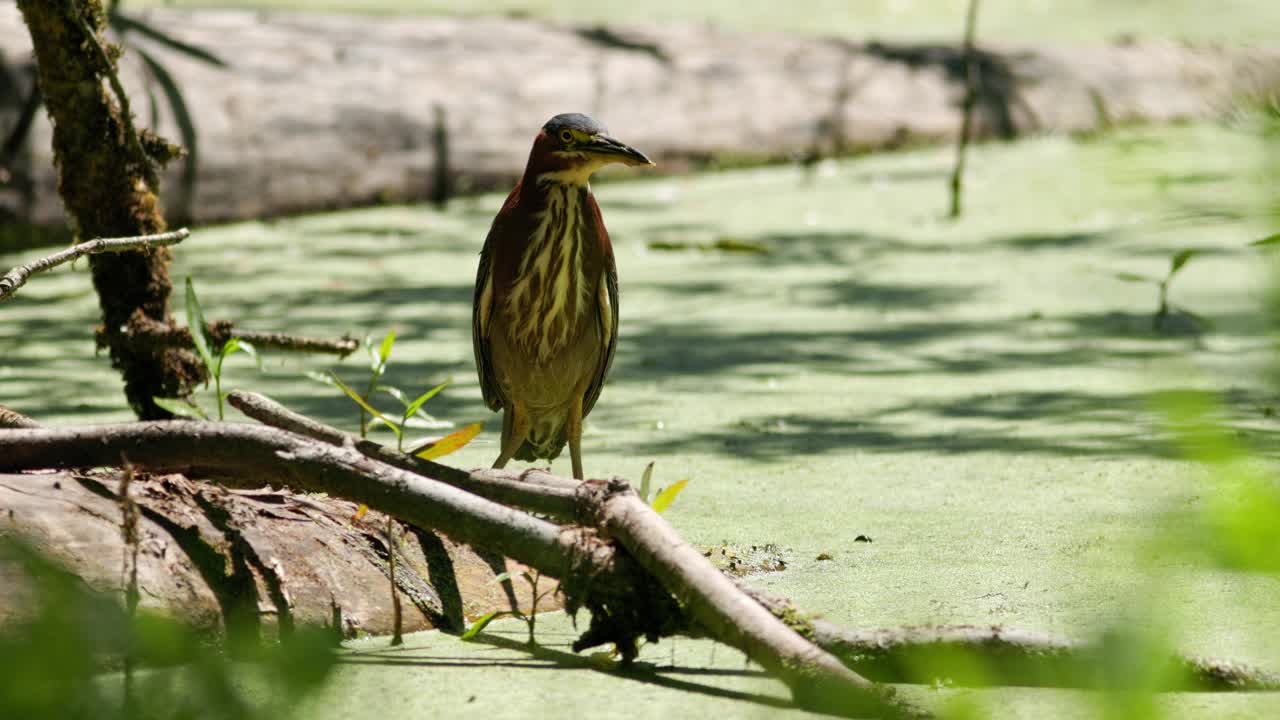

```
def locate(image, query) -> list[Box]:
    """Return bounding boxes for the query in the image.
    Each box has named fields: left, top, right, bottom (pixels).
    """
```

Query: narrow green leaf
left=639, top=461, right=655, bottom=503
left=304, top=370, right=337, bottom=387
left=651, top=479, right=689, bottom=514
left=184, top=276, right=215, bottom=376
left=461, top=611, right=505, bottom=640
left=415, top=422, right=482, bottom=460
left=329, top=373, right=402, bottom=439
left=404, top=380, right=449, bottom=420
left=110, top=12, right=229, bottom=67
left=231, top=338, right=262, bottom=370
left=1111, top=271, right=1157, bottom=284
left=489, top=571, right=516, bottom=585
left=1168, top=249, right=1199, bottom=278
left=378, top=331, right=396, bottom=367
left=153, top=396, right=208, bottom=420
left=1250, top=233, right=1280, bottom=247
left=378, top=385, right=409, bottom=407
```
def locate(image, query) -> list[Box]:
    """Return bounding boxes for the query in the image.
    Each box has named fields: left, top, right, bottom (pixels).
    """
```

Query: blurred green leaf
left=489, top=570, right=516, bottom=585
left=222, top=337, right=262, bottom=370
left=1251, top=233, right=1280, bottom=247
left=1111, top=271, right=1157, bottom=284
left=378, top=331, right=396, bottom=367
left=460, top=611, right=506, bottom=640
left=304, top=370, right=337, bottom=387
left=639, top=461, right=655, bottom=503
left=378, top=385, right=408, bottom=406
left=651, top=479, right=689, bottom=513
left=404, top=380, right=448, bottom=420
left=135, top=47, right=198, bottom=215
left=1168, top=249, right=1199, bottom=278
left=110, top=12, right=229, bottom=68
left=184, top=276, right=214, bottom=377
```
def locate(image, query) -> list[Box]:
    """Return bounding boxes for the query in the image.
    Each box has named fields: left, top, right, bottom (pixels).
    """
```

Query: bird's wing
left=582, top=198, right=619, bottom=420
left=473, top=185, right=521, bottom=411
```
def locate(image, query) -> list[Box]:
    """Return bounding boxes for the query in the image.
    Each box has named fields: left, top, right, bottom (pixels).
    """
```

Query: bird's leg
left=567, top=394, right=585, bottom=480
left=493, top=403, right=531, bottom=470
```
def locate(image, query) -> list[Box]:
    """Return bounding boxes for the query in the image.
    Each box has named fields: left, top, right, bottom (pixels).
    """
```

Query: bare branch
left=106, top=312, right=358, bottom=358
left=0, top=229, right=189, bottom=302
left=226, top=391, right=578, bottom=518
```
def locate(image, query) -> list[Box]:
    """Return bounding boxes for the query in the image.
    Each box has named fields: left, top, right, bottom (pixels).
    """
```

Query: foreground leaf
left=460, top=611, right=507, bottom=640
left=651, top=479, right=689, bottom=513
left=1250, top=233, right=1280, bottom=247
left=415, top=422, right=482, bottom=460
left=639, top=461, right=655, bottom=503
left=1168, top=249, right=1199, bottom=278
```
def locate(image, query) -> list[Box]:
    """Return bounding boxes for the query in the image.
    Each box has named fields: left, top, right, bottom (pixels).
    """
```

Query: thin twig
left=226, top=391, right=578, bottom=518
left=386, top=517, right=404, bottom=646
left=108, top=314, right=358, bottom=358
left=948, top=0, right=981, bottom=219
left=0, top=229, right=189, bottom=302
left=117, top=455, right=139, bottom=714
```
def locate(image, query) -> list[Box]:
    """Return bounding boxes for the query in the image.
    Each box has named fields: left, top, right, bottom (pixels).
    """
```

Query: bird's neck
left=504, top=181, right=592, bottom=361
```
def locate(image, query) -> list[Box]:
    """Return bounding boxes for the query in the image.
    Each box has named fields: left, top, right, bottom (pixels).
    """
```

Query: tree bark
left=16, top=0, right=201, bottom=419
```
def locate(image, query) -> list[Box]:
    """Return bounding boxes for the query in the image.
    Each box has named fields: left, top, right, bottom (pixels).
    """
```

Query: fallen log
left=0, top=421, right=921, bottom=718
left=3, top=5, right=1279, bottom=224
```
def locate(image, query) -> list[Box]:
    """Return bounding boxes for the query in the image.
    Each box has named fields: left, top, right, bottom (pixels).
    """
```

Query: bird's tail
left=506, top=413, right=566, bottom=462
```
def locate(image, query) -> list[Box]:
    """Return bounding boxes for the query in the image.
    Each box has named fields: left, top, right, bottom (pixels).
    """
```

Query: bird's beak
left=584, top=134, right=654, bottom=167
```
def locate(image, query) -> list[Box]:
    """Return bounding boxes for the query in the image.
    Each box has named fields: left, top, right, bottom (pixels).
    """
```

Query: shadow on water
left=341, top=630, right=795, bottom=713
left=629, top=389, right=1280, bottom=462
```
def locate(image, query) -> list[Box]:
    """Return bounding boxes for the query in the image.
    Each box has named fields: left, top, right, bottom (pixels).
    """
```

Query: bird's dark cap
left=543, top=113, right=607, bottom=136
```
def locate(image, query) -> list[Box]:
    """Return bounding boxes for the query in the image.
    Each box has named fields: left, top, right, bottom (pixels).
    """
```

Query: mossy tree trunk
left=17, top=0, right=201, bottom=419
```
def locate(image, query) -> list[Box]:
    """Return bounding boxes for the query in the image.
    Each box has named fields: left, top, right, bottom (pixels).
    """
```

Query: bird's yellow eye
left=560, top=130, right=573, bottom=143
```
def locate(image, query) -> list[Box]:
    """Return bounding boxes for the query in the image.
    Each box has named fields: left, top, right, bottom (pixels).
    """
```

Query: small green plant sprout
left=1108, top=249, right=1209, bottom=332
left=636, top=462, right=689, bottom=513
left=461, top=568, right=554, bottom=646
left=308, top=368, right=481, bottom=457
left=358, top=332, right=397, bottom=438
left=164, top=276, right=260, bottom=420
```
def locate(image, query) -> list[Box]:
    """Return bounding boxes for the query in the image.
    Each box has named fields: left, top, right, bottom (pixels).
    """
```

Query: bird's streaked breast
left=505, top=183, right=591, bottom=362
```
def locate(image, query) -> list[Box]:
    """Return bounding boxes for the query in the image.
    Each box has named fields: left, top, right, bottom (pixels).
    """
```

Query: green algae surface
left=3, top=123, right=1279, bottom=717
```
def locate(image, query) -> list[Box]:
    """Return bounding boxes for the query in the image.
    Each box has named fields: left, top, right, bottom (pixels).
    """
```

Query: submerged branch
left=743, top=588, right=1280, bottom=692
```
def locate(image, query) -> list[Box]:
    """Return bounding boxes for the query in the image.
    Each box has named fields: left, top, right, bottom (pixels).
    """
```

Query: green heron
left=473, top=113, right=652, bottom=480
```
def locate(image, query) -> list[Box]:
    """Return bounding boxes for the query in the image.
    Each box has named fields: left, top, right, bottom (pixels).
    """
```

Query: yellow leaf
left=415, top=422, right=482, bottom=460
left=651, top=479, right=689, bottom=513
